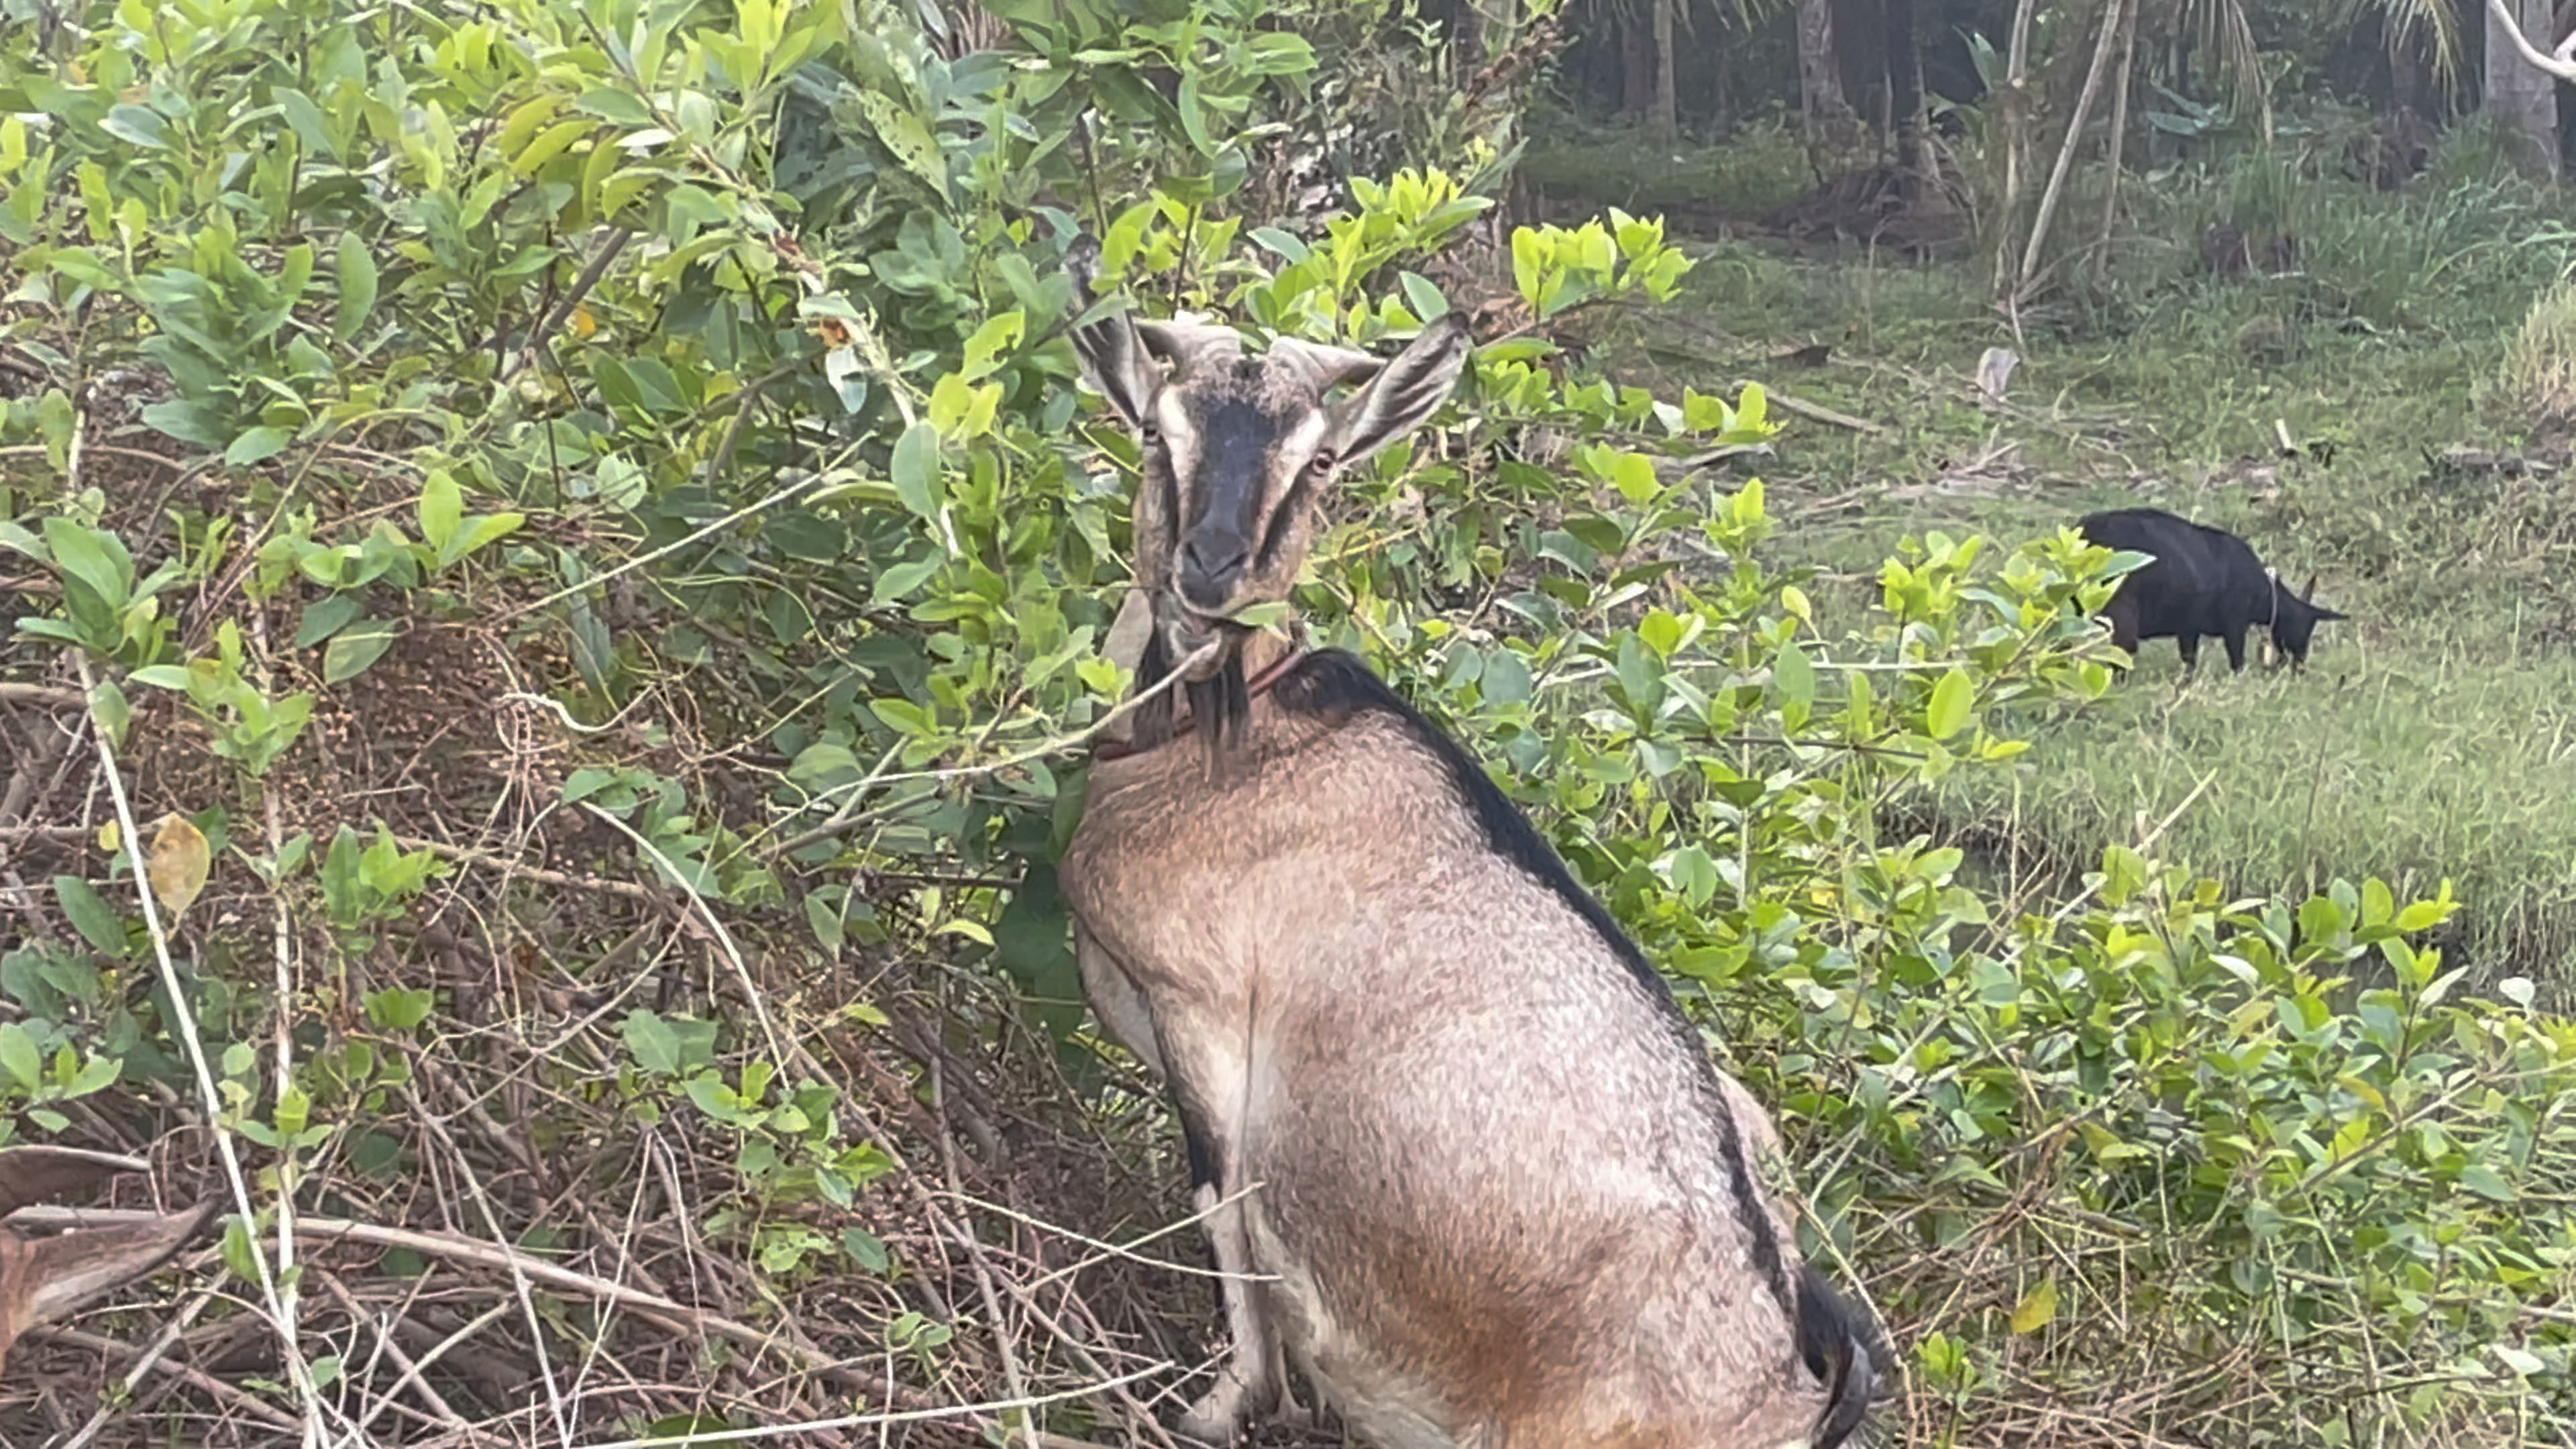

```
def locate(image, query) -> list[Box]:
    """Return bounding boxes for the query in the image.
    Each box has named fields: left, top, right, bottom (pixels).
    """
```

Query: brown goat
left=1058, top=243, right=1880, bottom=1448
left=0, top=1144, right=213, bottom=1381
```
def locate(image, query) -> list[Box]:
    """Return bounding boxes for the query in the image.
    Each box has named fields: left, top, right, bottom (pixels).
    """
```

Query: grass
left=1519, top=107, right=1819, bottom=217
left=1566, top=133, right=2576, bottom=986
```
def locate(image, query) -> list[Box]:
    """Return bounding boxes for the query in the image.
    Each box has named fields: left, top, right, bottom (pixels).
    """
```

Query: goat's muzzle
left=1156, top=591, right=1239, bottom=683
left=1177, top=535, right=1249, bottom=611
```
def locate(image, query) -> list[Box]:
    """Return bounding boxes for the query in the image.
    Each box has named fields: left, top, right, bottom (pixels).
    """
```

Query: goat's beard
left=1134, top=614, right=1252, bottom=754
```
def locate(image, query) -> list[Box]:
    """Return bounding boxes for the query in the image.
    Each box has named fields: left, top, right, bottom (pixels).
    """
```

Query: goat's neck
left=1230, top=630, right=1295, bottom=692
left=1101, top=629, right=1311, bottom=766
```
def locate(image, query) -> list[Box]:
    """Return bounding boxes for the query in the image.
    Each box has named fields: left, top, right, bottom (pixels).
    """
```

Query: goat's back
left=2079, top=507, right=2273, bottom=637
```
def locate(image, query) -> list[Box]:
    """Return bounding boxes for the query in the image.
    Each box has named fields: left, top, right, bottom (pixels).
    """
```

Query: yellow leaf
left=2009, top=1277, right=2058, bottom=1336
left=570, top=305, right=597, bottom=339
left=146, top=814, right=211, bottom=922
left=95, top=820, right=121, bottom=855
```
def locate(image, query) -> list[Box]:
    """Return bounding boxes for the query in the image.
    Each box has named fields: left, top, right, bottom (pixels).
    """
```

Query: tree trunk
left=1650, top=0, right=1678, bottom=138
left=1990, top=0, right=2039, bottom=293
left=1884, top=0, right=1922, bottom=187
left=2487, top=0, right=2563, bottom=181
left=1618, top=9, right=1650, bottom=121
left=2092, top=0, right=2139, bottom=287
left=1797, top=0, right=1850, bottom=140
left=1453, top=0, right=1488, bottom=78
left=2015, top=0, right=2126, bottom=299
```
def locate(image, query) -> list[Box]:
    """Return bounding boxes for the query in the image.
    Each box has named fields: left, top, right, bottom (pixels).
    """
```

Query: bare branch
left=2488, top=0, right=2576, bottom=82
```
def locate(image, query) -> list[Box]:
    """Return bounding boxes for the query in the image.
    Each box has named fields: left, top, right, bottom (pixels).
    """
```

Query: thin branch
left=504, top=229, right=634, bottom=382
left=68, top=651, right=329, bottom=1446
left=766, top=635, right=1224, bottom=859
left=577, top=802, right=791, bottom=1070
left=498, top=466, right=837, bottom=624
left=30, top=1322, right=303, bottom=1433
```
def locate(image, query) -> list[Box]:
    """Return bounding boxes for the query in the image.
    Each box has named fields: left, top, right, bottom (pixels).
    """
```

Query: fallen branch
left=28, top=1322, right=302, bottom=1433
left=1731, top=379, right=1885, bottom=435
left=0, top=682, right=84, bottom=706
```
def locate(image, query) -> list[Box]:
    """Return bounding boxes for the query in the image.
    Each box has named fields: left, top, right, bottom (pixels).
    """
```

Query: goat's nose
left=1177, top=535, right=1248, bottom=607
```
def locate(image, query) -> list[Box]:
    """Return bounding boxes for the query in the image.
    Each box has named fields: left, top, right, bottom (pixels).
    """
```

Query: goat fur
left=1059, top=246, right=1880, bottom=1447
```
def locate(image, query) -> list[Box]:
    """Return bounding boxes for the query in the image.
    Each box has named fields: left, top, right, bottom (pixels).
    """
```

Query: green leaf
left=366, top=987, right=435, bottom=1032
left=843, top=1227, right=891, bottom=1273
left=1925, top=667, right=1974, bottom=741
left=275, top=87, right=337, bottom=158
left=1399, top=270, right=1449, bottom=321
left=892, top=421, right=943, bottom=521
left=994, top=862, right=1083, bottom=1044
left=419, top=471, right=462, bottom=549
left=54, top=876, right=127, bottom=956
left=2393, top=899, right=2452, bottom=932
left=220, top=1215, right=260, bottom=1285
left=623, top=1010, right=683, bottom=1075
left=1176, top=70, right=1213, bottom=154
left=960, top=310, right=1025, bottom=381
left=2008, top=1276, right=2058, bottom=1334
left=100, top=103, right=170, bottom=150
left=333, top=230, right=378, bottom=343
left=323, top=621, right=397, bottom=684
left=1774, top=643, right=1813, bottom=712
left=295, top=595, right=365, bottom=649
left=89, top=678, right=129, bottom=749
left=42, top=518, right=131, bottom=610
left=2461, top=1165, right=2517, bottom=1203
left=225, top=427, right=292, bottom=469
left=439, top=512, right=525, bottom=567
left=0, top=1023, right=39, bottom=1091
left=574, top=89, right=656, bottom=125
left=1511, top=227, right=1543, bottom=305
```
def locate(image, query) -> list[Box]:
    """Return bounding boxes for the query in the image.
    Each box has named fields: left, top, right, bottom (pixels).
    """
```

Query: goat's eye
left=1306, top=449, right=1338, bottom=478
left=1138, top=421, right=1163, bottom=446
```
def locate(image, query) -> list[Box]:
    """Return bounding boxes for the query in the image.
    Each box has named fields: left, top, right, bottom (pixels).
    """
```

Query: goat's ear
left=2313, top=603, right=2350, bottom=622
left=1329, top=313, right=1471, bottom=466
left=1069, top=300, right=1159, bottom=428
left=1064, top=237, right=1158, bottom=428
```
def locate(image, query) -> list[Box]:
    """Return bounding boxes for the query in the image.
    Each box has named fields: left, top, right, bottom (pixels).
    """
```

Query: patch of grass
left=1578, top=151, right=2576, bottom=986
left=1519, top=110, right=1815, bottom=217
left=2506, top=280, right=2576, bottom=426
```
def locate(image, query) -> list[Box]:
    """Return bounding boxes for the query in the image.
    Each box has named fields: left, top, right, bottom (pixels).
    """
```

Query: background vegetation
left=7, top=0, right=2576, bottom=1447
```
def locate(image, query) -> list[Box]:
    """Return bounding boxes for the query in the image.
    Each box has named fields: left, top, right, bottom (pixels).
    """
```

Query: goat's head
left=2267, top=571, right=2348, bottom=668
left=1066, top=241, right=1471, bottom=714
left=0, top=1145, right=213, bottom=1380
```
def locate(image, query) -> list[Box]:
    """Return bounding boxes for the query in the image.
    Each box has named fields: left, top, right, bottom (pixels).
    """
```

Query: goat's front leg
left=1075, top=926, right=1296, bottom=1442
left=1161, top=1054, right=1299, bottom=1444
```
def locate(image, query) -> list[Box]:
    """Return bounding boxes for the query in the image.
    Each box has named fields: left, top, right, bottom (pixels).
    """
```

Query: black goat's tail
left=1794, top=1264, right=1885, bottom=1449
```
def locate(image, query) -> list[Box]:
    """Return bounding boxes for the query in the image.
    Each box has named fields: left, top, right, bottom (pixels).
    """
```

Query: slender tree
left=1650, top=0, right=1679, bottom=137
left=1885, top=0, right=1923, bottom=187
left=2485, top=0, right=2563, bottom=179
left=1797, top=0, right=1851, bottom=139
